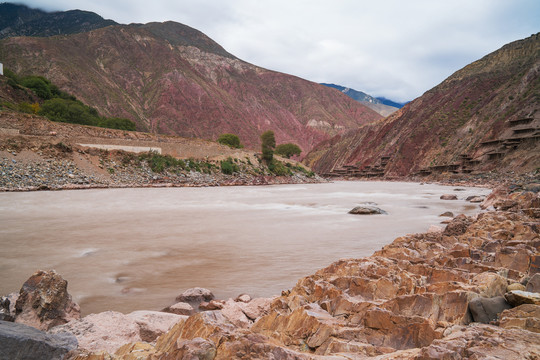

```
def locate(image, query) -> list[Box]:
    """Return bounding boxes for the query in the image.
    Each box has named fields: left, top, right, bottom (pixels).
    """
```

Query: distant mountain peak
left=0, top=2, right=118, bottom=39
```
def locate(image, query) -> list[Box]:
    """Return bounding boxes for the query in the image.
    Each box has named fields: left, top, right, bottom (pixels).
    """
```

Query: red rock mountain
left=0, top=21, right=381, bottom=153
left=305, top=33, right=540, bottom=176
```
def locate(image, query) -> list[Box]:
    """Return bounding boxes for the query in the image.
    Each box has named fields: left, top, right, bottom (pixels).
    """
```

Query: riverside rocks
left=349, top=205, right=388, bottom=215
left=63, top=188, right=540, bottom=359
left=14, top=270, right=80, bottom=331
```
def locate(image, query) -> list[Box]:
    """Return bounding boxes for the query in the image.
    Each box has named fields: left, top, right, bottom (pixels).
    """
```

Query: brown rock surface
left=14, top=270, right=80, bottom=331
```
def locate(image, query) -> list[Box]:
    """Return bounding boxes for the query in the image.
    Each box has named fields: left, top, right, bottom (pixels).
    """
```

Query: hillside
left=0, top=8, right=381, bottom=155
left=305, top=33, right=540, bottom=177
left=0, top=3, right=117, bottom=38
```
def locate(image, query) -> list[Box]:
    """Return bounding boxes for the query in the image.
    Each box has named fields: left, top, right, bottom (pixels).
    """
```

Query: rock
left=221, top=299, right=252, bottom=328
left=199, top=300, right=224, bottom=311
left=472, top=272, right=508, bottom=298
left=507, top=283, right=527, bottom=292
left=0, top=320, right=77, bottom=360
left=126, top=310, right=187, bottom=342
left=443, top=214, right=473, bottom=236
left=162, top=301, right=195, bottom=316
left=468, top=296, right=511, bottom=323
left=349, top=205, right=388, bottom=215
left=49, top=311, right=141, bottom=354
left=241, top=297, right=273, bottom=321
left=439, top=211, right=454, bottom=217
left=523, top=183, right=540, bottom=193
left=499, top=304, right=540, bottom=333
left=526, top=273, right=540, bottom=292
left=0, top=296, right=14, bottom=322
left=440, top=194, right=458, bottom=200
left=469, top=196, right=485, bottom=203
left=175, top=287, right=214, bottom=307
left=235, top=293, right=251, bottom=303
left=14, top=270, right=80, bottom=330
left=172, top=337, right=217, bottom=359
left=505, top=290, right=540, bottom=306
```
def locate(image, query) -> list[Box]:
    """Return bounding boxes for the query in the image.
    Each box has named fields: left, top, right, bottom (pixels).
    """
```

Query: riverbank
left=1, top=183, right=539, bottom=359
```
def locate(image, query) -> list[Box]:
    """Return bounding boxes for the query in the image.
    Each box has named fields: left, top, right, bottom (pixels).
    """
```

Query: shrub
left=221, top=157, right=239, bottom=174
left=260, top=130, right=275, bottom=163
left=217, top=133, right=243, bottom=148
left=268, top=159, right=291, bottom=176
left=275, top=143, right=302, bottom=158
left=21, top=76, right=53, bottom=99
left=98, top=117, right=136, bottom=131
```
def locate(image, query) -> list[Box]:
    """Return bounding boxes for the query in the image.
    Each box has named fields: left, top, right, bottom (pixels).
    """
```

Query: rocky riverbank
left=0, top=184, right=539, bottom=359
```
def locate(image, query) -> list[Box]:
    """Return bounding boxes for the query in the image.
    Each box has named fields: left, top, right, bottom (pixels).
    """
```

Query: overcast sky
left=14, top=0, right=540, bottom=102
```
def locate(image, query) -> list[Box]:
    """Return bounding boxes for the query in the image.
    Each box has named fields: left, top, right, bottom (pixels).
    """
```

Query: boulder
left=235, top=294, right=252, bottom=303
left=175, top=287, right=214, bottom=308
left=126, top=310, right=187, bottom=342
left=505, top=290, right=540, bottom=306
left=349, top=205, right=388, bottom=215
left=468, top=296, right=511, bottom=323
left=49, top=311, right=141, bottom=354
left=0, top=320, right=77, bottom=360
left=507, top=283, right=526, bottom=292
left=526, top=273, right=540, bottom=293
left=14, top=270, right=80, bottom=330
left=221, top=299, right=252, bottom=328
left=172, top=337, right=217, bottom=359
left=443, top=215, right=473, bottom=236
left=440, top=194, right=458, bottom=200
left=162, top=301, right=195, bottom=316
left=499, top=304, right=540, bottom=333
left=199, top=300, right=224, bottom=311
left=471, top=272, right=508, bottom=298
left=467, top=196, right=485, bottom=203
left=439, top=211, right=454, bottom=217
left=0, top=296, right=14, bottom=322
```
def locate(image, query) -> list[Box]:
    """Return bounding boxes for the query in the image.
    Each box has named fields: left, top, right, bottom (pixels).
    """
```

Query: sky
left=13, top=0, right=540, bottom=103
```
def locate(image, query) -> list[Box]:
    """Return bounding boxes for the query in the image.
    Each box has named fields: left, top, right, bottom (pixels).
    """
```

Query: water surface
left=0, top=181, right=490, bottom=315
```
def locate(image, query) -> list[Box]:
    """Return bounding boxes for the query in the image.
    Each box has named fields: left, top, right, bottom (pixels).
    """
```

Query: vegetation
left=2, top=67, right=136, bottom=131
left=260, top=130, right=276, bottom=163
left=275, top=143, right=302, bottom=158
left=220, top=157, right=240, bottom=174
left=268, top=159, right=291, bottom=176
left=217, top=133, right=243, bottom=148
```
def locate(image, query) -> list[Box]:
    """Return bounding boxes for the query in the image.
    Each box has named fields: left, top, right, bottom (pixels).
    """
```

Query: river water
left=0, top=181, right=490, bottom=315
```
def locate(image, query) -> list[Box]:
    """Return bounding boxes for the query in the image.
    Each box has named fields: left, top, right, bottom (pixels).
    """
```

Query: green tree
left=217, top=133, right=243, bottom=148
left=20, top=76, right=53, bottom=99
left=260, top=130, right=276, bottom=163
left=98, top=117, right=136, bottom=131
left=275, top=143, right=302, bottom=158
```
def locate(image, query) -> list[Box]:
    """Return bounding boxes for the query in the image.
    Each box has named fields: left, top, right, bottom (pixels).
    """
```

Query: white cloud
left=15, top=0, right=540, bottom=102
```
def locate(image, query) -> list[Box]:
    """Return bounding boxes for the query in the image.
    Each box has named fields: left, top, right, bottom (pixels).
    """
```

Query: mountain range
left=305, top=33, right=540, bottom=176
left=0, top=3, right=381, bottom=154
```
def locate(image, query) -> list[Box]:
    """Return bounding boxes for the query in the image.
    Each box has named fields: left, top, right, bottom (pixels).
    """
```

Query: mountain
left=321, top=83, right=400, bottom=116
left=0, top=3, right=117, bottom=38
left=0, top=5, right=381, bottom=154
left=375, top=96, right=408, bottom=109
left=305, top=33, right=540, bottom=176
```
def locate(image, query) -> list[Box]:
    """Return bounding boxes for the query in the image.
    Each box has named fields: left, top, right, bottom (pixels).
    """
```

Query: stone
left=439, top=211, right=454, bottom=217
left=427, top=225, right=443, bottom=233
left=505, top=290, right=540, bottom=306
left=0, top=320, right=77, bottom=360
left=162, top=301, right=195, bottom=316
left=0, top=296, right=14, bottom=322
left=175, top=287, right=214, bottom=307
left=240, top=297, right=273, bottom=321
left=443, top=214, right=473, bottom=236
left=507, top=283, right=526, bottom=292
left=126, top=310, right=187, bottom=342
left=467, top=196, right=485, bottom=203
left=526, top=273, right=540, bottom=292
left=440, top=194, right=458, bottom=200
left=14, top=270, right=80, bottom=330
left=472, top=272, right=508, bottom=298
left=349, top=205, right=388, bottom=215
left=235, top=293, right=251, bottom=303
left=468, top=296, right=511, bottom=323
left=199, top=300, right=224, bottom=311
left=221, top=299, right=252, bottom=328
left=499, top=304, right=540, bottom=333
left=48, top=310, right=141, bottom=354
left=174, top=337, right=217, bottom=359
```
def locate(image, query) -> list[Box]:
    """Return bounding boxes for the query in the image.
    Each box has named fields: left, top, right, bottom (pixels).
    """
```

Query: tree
left=275, top=143, right=302, bottom=158
left=217, top=133, right=243, bottom=148
left=260, top=130, right=276, bottom=163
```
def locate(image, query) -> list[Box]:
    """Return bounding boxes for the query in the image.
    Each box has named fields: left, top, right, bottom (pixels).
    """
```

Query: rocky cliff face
left=306, top=33, right=540, bottom=176
left=0, top=21, right=381, bottom=154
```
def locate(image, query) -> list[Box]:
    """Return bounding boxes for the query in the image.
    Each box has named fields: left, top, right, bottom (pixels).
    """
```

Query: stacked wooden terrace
left=415, top=114, right=539, bottom=176
left=321, top=156, right=391, bottom=178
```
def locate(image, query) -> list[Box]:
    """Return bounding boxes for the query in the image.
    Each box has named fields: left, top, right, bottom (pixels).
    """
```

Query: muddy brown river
left=0, top=181, right=490, bottom=315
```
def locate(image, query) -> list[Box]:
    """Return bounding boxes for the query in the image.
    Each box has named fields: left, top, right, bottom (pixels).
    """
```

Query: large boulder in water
left=14, top=270, right=80, bottom=331
left=349, top=205, right=388, bottom=215
left=175, top=287, right=215, bottom=308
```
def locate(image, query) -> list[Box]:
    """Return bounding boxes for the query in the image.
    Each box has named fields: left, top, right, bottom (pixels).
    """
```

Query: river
left=0, top=181, right=490, bottom=315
